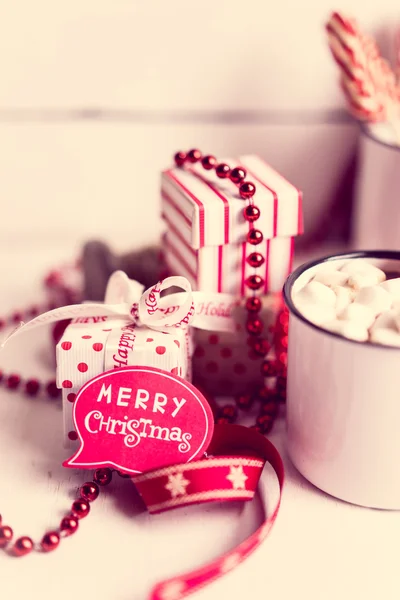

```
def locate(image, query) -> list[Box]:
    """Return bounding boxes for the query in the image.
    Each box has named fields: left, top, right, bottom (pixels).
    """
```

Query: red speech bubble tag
left=63, top=366, right=214, bottom=474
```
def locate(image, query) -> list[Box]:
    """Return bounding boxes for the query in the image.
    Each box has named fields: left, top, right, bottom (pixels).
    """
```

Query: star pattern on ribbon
left=226, top=465, right=248, bottom=490
left=158, top=580, right=187, bottom=600
left=165, top=472, right=190, bottom=498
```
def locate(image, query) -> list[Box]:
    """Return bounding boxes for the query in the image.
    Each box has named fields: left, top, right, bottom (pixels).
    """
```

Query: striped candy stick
left=326, top=11, right=400, bottom=138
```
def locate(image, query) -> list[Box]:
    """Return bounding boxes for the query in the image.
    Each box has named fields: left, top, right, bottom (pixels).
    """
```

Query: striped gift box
left=161, top=155, right=302, bottom=297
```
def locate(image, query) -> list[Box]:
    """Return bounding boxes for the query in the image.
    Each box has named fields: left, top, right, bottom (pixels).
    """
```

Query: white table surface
left=1, top=237, right=400, bottom=600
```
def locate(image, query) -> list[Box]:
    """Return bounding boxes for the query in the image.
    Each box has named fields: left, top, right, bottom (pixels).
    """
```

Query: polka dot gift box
left=56, top=273, right=192, bottom=447
left=161, top=153, right=303, bottom=297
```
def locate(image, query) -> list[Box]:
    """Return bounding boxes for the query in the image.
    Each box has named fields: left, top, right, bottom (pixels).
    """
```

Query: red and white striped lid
left=161, top=154, right=303, bottom=249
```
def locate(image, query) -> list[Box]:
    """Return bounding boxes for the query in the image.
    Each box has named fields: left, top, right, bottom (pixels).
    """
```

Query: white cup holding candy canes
left=353, top=123, right=400, bottom=250
left=283, top=250, right=400, bottom=509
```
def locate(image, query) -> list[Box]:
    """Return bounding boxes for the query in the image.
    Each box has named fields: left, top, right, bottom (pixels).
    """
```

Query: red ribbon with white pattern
left=131, top=424, right=284, bottom=600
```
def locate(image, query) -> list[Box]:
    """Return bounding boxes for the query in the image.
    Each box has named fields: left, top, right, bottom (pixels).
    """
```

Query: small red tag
left=63, top=366, right=214, bottom=474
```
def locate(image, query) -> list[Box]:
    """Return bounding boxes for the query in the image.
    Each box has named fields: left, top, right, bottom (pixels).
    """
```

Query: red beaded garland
left=256, top=414, right=274, bottom=434
left=12, top=536, right=34, bottom=557
left=235, top=394, right=254, bottom=411
left=245, top=297, right=262, bottom=313
left=80, top=482, right=100, bottom=502
left=174, top=151, right=186, bottom=166
left=201, top=155, right=217, bottom=170
left=230, top=167, right=246, bottom=184
left=247, top=229, right=263, bottom=245
left=243, top=204, right=260, bottom=222
left=41, top=531, right=60, bottom=552
left=215, top=163, right=231, bottom=178
left=246, top=319, right=264, bottom=336
left=252, top=338, right=271, bottom=356
left=60, top=516, right=79, bottom=537
left=247, top=252, right=265, bottom=268
left=93, top=468, right=113, bottom=486
left=239, top=181, right=256, bottom=199
left=260, top=401, right=279, bottom=418
left=245, top=275, right=264, bottom=291
left=46, top=380, right=60, bottom=399
left=25, top=379, right=40, bottom=397
left=0, top=525, right=13, bottom=548
left=219, top=404, right=238, bottom=422
left=261, top=360, right=279, bottom=377
left=187, top=149, right=202, bottom=163
left=71, top=499, right=90, bottom=519
left=7, top=374, right=21, bottom=390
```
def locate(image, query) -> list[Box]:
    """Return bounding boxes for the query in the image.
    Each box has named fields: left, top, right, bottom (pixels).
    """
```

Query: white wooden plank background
left=0, top=1, right=398, bottom=111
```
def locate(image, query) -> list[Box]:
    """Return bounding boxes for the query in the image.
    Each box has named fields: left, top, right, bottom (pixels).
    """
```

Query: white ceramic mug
left=353, top=124, right=400, bottom=251
left=283, top=250, right=400, bottom=509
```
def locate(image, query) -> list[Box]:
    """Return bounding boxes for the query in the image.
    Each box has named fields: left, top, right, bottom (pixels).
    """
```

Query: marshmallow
left=299, top=303, right=336, bottom=326
left=333, top=285, right=355, bottom=314
left=324, top=319, right=369, bottom=342
left=369, top=310, right=400, bottom=347
left=340, top=259, right=386, bottom=279
left=348, top=270, right=386, bottom=290
left=380, top=278, right=400, bottom=300
left=338, top=303, right=376, bottom=329
left=313, top=269, right=349, bottom=288
left=371, top=310, right=398, bottom=332
left=294, top=281, right=337, bottom=309
left=353, top=285, right=392, bottom=316
left=370, top=328, right=400, bottom=347
left=340, top=260, right=386, bottom=290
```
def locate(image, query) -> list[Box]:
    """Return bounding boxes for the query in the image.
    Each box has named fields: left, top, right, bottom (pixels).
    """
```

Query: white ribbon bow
left=2, top=272, right=239, bottom=348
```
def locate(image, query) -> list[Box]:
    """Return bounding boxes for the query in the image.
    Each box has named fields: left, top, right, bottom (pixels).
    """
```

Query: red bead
left=41, top=531, right=60, bottom=552
left=219, top=404, right=238, bottom=422
left=11, top=312, right=23, bottom=324
left=0, top=370, right=3, bottom=383
left=279, top=335, right=288, bottom=350
left=201, top=155, right=216, bottom=170
left=71, top=498, right=90, bottom=519
left=215, top=163, right=231, bottom=178
left=60, top=516, right=79, bottom=537
left=0, top=319, right=5, bottom=330
left=260, top=401, right=279, bottom=418
left=235, top=394, right=254, bottom=411
left=230, top=167, right=246, bottom=184
left=261, top=360, right=279, bottom=377
left=12, top=536, right=33, bottom=557
left=174, top=151, right=186, bottom=166
left=276, top=376, right=287, bottom=393
left=239, top=181, right=256, bottom=199
left=250, top=424, right=262, bottom=434
left=255, top=386, right=274, bottom=403
left=243, top=204, right=260, bottom=222
left=187, top=149, right=202, bottom=163
left=256, top=414, right=274, bottom=434
left=245, top=275, right=264, bottom=291
left=80, top=482, right=100, bottom=502
left=25, top=379, right=40, bottom=397
left=0, top=525, right=13, bottom=548
left=277, top=352, right=288, bottom=368
left=246, top=318, right=264, bottom=336
left=93, top=468, right=113, bottom=486
left=246, top=297, right=262, bottom=313
left=247, top=230, right=263, bottom=245
left=46, top=380, right=60, bottom=399
left=7, top=374, right=21, bottom=390
left=253, top=338, right=271, bottom=356
left=246, top=252, right=264, bottom=268
left=28, top=306, right=39, bottom=318
left=216, top=417, right=231, bottom=425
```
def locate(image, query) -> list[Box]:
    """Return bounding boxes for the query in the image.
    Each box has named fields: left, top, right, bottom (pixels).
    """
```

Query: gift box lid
left=161, top=154, right=303, bottom=250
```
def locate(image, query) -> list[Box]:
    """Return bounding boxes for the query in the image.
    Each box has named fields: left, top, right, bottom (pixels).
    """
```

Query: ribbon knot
left=104, top=271, right=196, bottom=333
